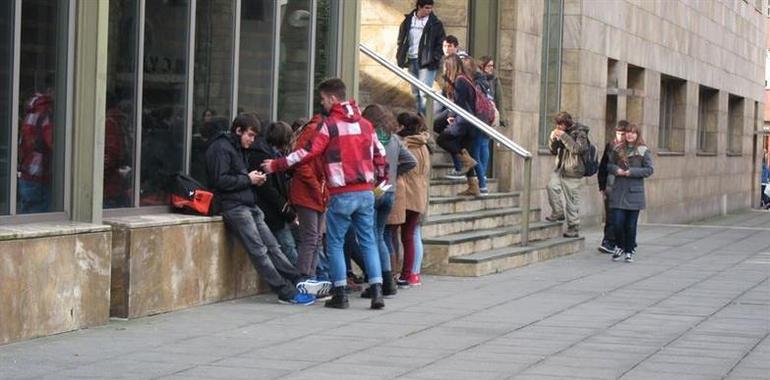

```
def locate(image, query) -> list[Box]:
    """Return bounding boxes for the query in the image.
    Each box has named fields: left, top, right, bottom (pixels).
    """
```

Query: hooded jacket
left=402, top=132, right=431, bottom=214
left=549, top=122, right=589, bottom=178
left=205, top=131, right=255, bottom=213
left=607, top=144, right=654, bottom=210
left=19, top=93, right=54, bottom=182
left=247, top=139, right=296, bottom=231
left=396, top=12, right=445, bottom=70
left=269, top=99, right=388, bottom=195
left=288, top=114, right=329, bottom=213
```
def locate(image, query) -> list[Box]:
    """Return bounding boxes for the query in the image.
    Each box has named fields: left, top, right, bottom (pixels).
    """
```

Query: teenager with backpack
left=546, top=111, right=589, bottom=238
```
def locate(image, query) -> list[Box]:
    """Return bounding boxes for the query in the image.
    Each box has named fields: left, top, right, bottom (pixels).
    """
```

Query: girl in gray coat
left=607, top=123, right=653, bottom=263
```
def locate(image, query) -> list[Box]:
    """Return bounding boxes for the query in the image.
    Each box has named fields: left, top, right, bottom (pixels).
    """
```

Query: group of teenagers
left=205, top=78, right=432, bottom=309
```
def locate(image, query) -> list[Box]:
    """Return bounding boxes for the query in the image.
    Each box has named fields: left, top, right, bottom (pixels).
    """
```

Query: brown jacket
left=402, top=132, right=431, bottom=214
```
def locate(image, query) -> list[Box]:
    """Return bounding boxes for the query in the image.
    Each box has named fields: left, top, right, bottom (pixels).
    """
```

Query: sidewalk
left=1, top=211, right=768, bottom=380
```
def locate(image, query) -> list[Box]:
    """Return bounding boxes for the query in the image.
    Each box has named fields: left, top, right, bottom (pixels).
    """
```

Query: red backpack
left=457, top=75, right=496, bottom=125
left=170, top=173, right=214, bottom=216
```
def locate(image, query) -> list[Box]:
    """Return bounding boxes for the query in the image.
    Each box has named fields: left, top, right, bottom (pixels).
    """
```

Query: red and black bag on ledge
left=170, top=173, right=214, bottom=216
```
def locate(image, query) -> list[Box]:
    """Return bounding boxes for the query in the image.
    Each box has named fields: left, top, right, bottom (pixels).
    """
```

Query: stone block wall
left=106, top=215, right=268, bottom=319
left=0, top=224, right=112, bottom=346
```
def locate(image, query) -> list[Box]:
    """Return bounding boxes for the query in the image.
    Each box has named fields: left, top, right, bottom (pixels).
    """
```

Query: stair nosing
left=422, top=221, right=562, bottom=245
left=430, top=178, right=499, bottom=185
left=429, top=191, right=520, bottom=204
left=424, top=207, right=540, bottom=225
left=448, top=237, right=585, bottom=264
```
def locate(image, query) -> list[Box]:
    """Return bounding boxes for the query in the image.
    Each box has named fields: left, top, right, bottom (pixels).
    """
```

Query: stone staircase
left=420, top=149, right=584, bottom=277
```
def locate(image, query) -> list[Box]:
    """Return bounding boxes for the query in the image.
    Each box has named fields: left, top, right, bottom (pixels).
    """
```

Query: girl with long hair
left=607, top=123, right=654, bottom=263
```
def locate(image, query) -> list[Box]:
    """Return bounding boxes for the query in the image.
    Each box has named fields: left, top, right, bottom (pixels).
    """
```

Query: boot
left=324, top=286, right=349, bottom=309
left=382, top=271, right=397, bottom=297
left=457, top=149, right=477, bottom=175
left=370, top=283, right=385, bottom=310
left=563, top=225, right=579, bottom=238
left=458, top=177, right=481, bottom=196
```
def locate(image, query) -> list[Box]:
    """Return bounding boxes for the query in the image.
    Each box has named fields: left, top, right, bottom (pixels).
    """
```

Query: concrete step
left=429, top=178, right=499, bottom=197
left=430, top=149, right=453, bottom=166
left=430, top=162, right=456, bottom=179
left=428, top=191, right=519, bottom=216
left=422, top=221, right=563, bottom=260
left=422, top=206, right=541, bottom=238
left=423, top=236, right=585, bottom=277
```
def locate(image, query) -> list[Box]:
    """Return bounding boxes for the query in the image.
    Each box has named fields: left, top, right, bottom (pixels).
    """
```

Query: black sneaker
left=612, top=248, right=624, bottom=261
left=598, top=241, right=615, bottom=254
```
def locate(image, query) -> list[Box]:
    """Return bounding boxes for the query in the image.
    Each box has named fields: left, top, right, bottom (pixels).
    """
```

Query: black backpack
left=582, top=134, right=599, bottom=177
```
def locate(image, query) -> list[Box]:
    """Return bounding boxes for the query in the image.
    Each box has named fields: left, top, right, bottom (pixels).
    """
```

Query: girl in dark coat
left=607, top=123, right=654, bottom=263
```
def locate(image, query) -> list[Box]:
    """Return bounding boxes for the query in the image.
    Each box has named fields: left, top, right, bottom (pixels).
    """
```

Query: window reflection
left=0, top=1, right=13, bottom=214
left=140, top=0, right=188, bottom=206
left=239, top=0, right=274, bottom=119
left=277, top=0, right=313, bottom=123
left=104, top=0, right=138, bottom=209
left=17, top=0, right=68, bottom=214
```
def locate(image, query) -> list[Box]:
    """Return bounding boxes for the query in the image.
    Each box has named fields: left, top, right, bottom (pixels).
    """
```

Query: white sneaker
left=296, top=279, right=332, bottom=297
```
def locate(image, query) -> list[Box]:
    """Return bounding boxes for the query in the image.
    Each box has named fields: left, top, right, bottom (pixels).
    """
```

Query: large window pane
left=313, top=0, right=337, bottom=115
left=238, top=0, right=275, bottom=119
left=104, top=0, right=138, bottom=209
left=191, top=0, right=234, bottom=184
left=538, top=0, right=563, bottom=147
left=17, top=0, right=69, bottom=214
left=0, top=2, right=13, bottom=215
left=277, top=0, right=312, bottom=123
left=140, top=0, right=189, bottom=206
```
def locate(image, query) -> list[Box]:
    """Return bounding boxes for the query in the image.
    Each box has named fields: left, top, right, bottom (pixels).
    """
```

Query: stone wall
left=0, top=224, right=112, bottom=346
left=359, top=0, right=469, bottom=109
left=106, top=215, right=268, bottom=319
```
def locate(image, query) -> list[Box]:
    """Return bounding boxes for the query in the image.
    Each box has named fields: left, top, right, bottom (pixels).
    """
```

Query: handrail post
left=521, top=157, right=532, bottom=246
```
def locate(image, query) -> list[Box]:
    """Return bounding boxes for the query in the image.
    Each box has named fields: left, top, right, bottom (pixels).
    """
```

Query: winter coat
left=246, top=139, right=296, bottom=232
left=485, top=73, right=508, bottom=127
left=607, top=144, right=654, bottom=210
left=288, top=114, right=329, bottom=213
left=598, top=140, right=623, bottom=192
left=549, top=122, right=589, bottom=178
left=19, top=93, right=54, bottom=183
left=384, top=136, right=417, bottom=191
left=396, top=12, right=446, bottom=70
left=269, top=99, right=388, bottom=195
left=205, top=131, right=256, bottom=213
left=402, top=132, right=431, bottom=214
left=444, top=75, right=476, bottom=137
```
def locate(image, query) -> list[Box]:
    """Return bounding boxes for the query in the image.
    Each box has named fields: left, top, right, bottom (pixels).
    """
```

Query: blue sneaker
left=279, top=293, right=315, bottom=305
left=297, top=279, right=332, bottom=298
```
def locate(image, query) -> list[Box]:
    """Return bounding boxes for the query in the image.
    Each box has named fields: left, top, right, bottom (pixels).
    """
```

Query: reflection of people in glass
left=103, top=93, right=131, bottom=208
left=190, top=115, right=229, bottom=185
left=202, top=108, right=215, bottom=124
left=18, top=75, right=54, bottom=213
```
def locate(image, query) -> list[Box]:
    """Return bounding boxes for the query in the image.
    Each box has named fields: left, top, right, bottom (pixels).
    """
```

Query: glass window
left=697, top=86, right=718, bottom=154
left=313, top=0, right=338, bottom=115
left=277, top=0, right=313, bottom=123
left=728, top=95, right=744, bottom=154
left=191, top=0, right=235, bottom=184
left=0, top=1, right=13, bottom=215
left=139, top=0, right=189, bottom=206
left=104, top=0, right=138, bottom=209
left=238, top=0, right=275, bottom=120
left=538, top=0, right=563, bottom=147
left=17, top=0, right=69, bottom=214
left=658, top=75, right=685, bottom=152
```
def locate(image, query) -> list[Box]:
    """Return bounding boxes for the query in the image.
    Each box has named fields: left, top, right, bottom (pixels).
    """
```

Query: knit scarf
left=376, top=128, right=391, bottom=146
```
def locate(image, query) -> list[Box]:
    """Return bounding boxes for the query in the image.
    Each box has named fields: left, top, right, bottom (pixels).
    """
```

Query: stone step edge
left=449, top=236, right=585, bottom=264
left=429, top=191, right=519, bottom=205
left=424, top=207, right=540, bottom=225
left=430, top=178, right=499, bottom=185
left=422, top=221, right=562, bottom=245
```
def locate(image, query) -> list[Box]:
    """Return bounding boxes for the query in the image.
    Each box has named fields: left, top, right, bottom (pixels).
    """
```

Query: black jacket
left=205, top=131, right=255, bottom=213
left=246, top=139, right=296, bottom=232
left=396, top=12, right=445, bottom=70
left=598, top=141, right=619, bottom=191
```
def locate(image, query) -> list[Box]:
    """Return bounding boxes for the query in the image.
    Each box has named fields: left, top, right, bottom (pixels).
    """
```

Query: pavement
left=1, top=210, right=769, bottom=380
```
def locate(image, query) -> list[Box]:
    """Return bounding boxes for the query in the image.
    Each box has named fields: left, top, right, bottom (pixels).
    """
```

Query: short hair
left=416, top=0, right=434, bottom=8
left=443, top=35, right=459, bottom=47
left=291, top=117, right=309, bottom=132
left=231, top=113, right=260, bottom=134
left=554, top=111, right=573, bottom=128
left=266, top=121, right=293, bottom=150
left=615, top=120, right=630, bottom=132
left=317, top=78, right=346, bottom=100
left=397, top=112, right=427, bottom=137
left=362, top=104, right=398, bottom=134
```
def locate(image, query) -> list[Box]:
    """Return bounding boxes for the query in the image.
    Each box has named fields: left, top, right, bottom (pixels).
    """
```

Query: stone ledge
left=0, top=222, right=111, bottom=242
left=103, top=213, right=223, bottom=229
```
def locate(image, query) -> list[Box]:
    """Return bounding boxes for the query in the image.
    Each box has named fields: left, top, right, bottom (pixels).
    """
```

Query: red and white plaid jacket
left=269, top=99, right=388, bottom=195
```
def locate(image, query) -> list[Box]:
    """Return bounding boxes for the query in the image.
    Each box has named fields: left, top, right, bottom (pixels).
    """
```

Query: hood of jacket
left=404, top=131, right=430, bottom=148
left=206, top=130, right=239, bottom=151
left=328, top=99, right=363, bottom=123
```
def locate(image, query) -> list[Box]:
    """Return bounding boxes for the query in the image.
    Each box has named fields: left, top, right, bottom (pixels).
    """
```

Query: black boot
left=382, top=271, right=397, bottom=297
left=324, top=286, right=349, bottom=309
left=370, top=283, right=385, bottom=310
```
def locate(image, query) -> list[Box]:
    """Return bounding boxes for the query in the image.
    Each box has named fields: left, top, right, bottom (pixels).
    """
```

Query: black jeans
left=222, top=205, right=301, bottom=300
left=601, top=195, right=615, bottom=246
left=610, top=208, right=640, bottom=254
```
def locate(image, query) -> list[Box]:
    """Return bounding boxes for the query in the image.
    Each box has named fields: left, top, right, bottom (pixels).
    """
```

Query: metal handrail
left=359, top=43, right=534, bottom=246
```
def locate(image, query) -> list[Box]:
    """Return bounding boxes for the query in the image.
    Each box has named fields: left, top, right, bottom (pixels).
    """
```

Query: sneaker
left=545, top=214, right=565, bottom=222
left=479, top=188, right=489, bottom=196
left=625, top=249, right=636, bottom=263
left=396, top=277, right=410, bottom=288
left=407, top=273, right=422, bottom=286
left=445, top=169, right=465, bottom=180
left=612, top=247, right=624, bottom=261
left=598, top=241, right=615, bottom=254
left=296, top=279, right=332, bottom=298
left=278, top=293, right=315, bottom=305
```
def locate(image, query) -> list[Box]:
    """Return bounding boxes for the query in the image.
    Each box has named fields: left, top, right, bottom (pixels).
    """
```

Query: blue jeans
left=470, top=130, right=490, bottom=190
left=348, top=191, right=395, bottom=273
left=326, top=191, right=383, bottom=287
left=610, top=208, right=640, bottom=254
left=273, top=224, right=298, bottom=266
left=412, top=223, right=423, bottom=274
left=315, top=245, right=330, bottom=282
left=408, top=59, right=437, bottom=115
left=19, top=179, right=50, bottom=214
